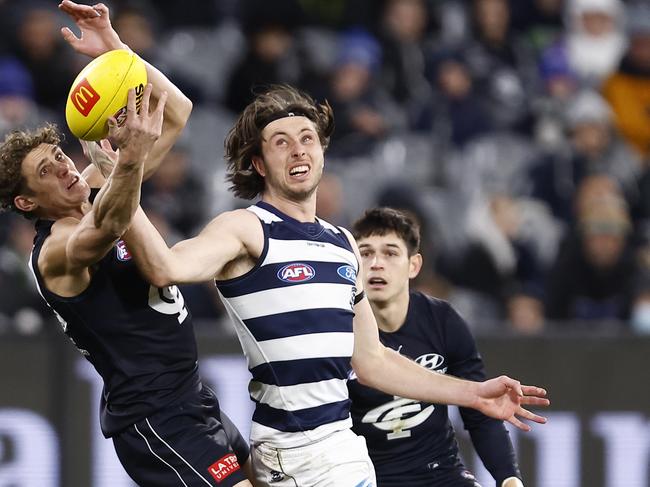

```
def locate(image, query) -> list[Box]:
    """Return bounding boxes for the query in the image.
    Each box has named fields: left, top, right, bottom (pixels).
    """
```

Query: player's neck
left=371, top=290, right=410, bottom=333
left=262, top=193, right=317, bottom=223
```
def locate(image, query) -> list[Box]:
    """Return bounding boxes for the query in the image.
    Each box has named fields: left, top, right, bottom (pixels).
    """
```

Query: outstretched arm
left=122, top=207, right=261, bottom=287
left=60, top=0, right=192, bottom=184
left=344, top=229, right=549, bottom=432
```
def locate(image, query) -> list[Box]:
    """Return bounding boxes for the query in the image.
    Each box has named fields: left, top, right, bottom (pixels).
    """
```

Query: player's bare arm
left=60, top=0, right=192, bottom=187
left=344, top=228, right=549, bottom=431
left=124, top=207, right=263, bottom=286
left=39, top=85, right=165, bottom=296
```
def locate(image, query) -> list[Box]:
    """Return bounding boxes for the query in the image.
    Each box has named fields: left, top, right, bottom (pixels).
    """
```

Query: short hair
left=224, top=84, right=335, bottom=200
left=352, top=207, right=421, bottom=256
left=0, top=124, right=61, bottom=217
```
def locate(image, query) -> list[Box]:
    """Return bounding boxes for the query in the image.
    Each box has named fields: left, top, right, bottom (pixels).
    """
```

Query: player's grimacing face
left=18, top=143, right=90, bottom=215
left=358, top=232, right=417, bottom=303
left=257, top=116, right=324, bottom=199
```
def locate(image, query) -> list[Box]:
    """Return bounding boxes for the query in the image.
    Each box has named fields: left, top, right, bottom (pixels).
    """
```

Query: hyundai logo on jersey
left=277, top=263, right=315, bottom=282
left=337, top=265, right=356, bottom=283
left=116, top=240, right=132, bottom=261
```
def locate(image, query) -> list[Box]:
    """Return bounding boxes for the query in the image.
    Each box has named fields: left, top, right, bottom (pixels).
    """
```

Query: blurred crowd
left=1, top=0, right=650, bottom=337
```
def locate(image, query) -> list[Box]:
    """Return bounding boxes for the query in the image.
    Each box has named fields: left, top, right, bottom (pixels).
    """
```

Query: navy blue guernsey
left=348, top=292, right=520, bottom=486
left=29, top=191, right=200, bottom=437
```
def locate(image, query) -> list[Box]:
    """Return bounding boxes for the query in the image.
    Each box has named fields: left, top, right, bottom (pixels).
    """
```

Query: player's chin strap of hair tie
left=258, top=108, right=312, bottom=130
left=354, top=290, right=365, bottom=305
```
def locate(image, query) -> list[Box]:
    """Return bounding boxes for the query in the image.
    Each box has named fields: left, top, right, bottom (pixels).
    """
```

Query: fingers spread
left=60, top=27, right=80, bottom=44
left=522, top=385, right=547, bottom=397
left=521, top=396, right=550, bottom=407
left=507, top=416, right=532, bottom=432
left=126, top=88, right=137, bottom=117
left=59, top=0, right=97, bottom=19
left=140, top=83, right=153, bottom=116
left=153, top=90, right=168, bottom=126
left=517, top=406, right=547, bottom=424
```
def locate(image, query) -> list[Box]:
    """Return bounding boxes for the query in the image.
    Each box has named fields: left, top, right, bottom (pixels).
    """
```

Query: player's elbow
left=147, top=268, right=175, bottom=288
left=351, top=352, right=382, bottom=387
left=170, top=95, right=193, bottom=127
left=180, top=95, right=193, bottom=121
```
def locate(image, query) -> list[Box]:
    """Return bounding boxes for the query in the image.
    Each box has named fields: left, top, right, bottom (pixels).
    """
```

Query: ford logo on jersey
left=277, top=263, right=315, bottom=283
left=337, top=265, right=356, bottom=283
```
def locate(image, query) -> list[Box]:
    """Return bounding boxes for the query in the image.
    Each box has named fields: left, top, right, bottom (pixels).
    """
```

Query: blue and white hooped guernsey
left=216, top=201, right=359, bottom=448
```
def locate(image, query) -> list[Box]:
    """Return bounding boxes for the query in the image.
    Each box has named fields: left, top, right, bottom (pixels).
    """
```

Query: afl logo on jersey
left=116, top=240, right=132, bottom=261
left=337, top=265, right=356, bottom=283
left=277, top=263, right=315, bottom=283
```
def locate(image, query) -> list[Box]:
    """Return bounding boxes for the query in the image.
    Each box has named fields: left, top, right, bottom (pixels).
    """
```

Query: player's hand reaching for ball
left=59, top=1, right=127, bottom=58
left=108, top=84, right=168, bottom=166
left=474, top=375, right=549, bottom=432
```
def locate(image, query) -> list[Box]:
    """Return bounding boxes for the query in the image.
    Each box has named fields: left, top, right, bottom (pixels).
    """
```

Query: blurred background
left=0, top=0, right=648, bottom=485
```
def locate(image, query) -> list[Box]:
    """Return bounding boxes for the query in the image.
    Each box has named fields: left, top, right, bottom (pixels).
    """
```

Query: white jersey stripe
left=248, top=205, right=283, bottom=223
left=249, top=378, right=349, bottom=411
left=225, top=283, right=354, bottom=321
left=265, top=238, right=357, bottom=266
left=317, top=218, right=341, bottom=234
left=251, top=332, right=354, bottom=369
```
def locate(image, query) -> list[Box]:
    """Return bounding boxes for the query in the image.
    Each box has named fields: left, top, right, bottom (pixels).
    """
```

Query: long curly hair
left=224, top=85, right=335, bottom=200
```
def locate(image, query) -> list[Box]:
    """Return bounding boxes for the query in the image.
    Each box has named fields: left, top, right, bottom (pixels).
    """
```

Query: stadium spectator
left=428, top=49, right=494, bottom=148
left=324, top=28, right=405, bottom=157
left=462, top=0, right=537, bottom=132
left=142, top=144, right=207, bottom=237
left=377, top=0, right=436, bottom=130
left=540, top=0, right=626, bottom=88
left=510, top=0, right=565, bottom=56
left=225, top=0, right=303, bottom=113
left=10, top=2, right=79, bottom=114
left=545, top=179, right=641, bottom=325
left=0, top=216, right=52, bottom=334
left=0, top=56, right=57, bottom=137
left=602, top=2, right=650, bottom=158
left=528, top=89, right=641, bottom=224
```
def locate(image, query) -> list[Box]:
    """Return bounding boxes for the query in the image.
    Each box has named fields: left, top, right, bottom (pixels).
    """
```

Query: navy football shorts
left=112, top=384, right=249, bottom=487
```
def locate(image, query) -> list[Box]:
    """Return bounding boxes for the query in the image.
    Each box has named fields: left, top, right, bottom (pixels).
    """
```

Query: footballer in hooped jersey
left=0, top=2, right=253, bottom=486
left=120, top=81, right=549, bottom=485
left=349, top=207, right=526, bottom=487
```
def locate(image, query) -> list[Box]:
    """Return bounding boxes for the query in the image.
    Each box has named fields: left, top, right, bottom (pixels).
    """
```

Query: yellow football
left=65, top=49, right=147, bottom=141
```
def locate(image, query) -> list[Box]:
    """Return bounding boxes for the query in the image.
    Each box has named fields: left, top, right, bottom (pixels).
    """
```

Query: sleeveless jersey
left=216, top=201, right=358, bottom=448
left=29, top=207, right=200, bottom=437
left=348, top=292, right=519, bottom=485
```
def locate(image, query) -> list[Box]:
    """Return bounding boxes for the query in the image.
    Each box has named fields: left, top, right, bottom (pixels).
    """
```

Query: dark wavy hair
left=0, top=124, right=62, bottom=218
left=352, top=207, right=421, bottom=256
left=224, top=85, right=335, bottom=200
